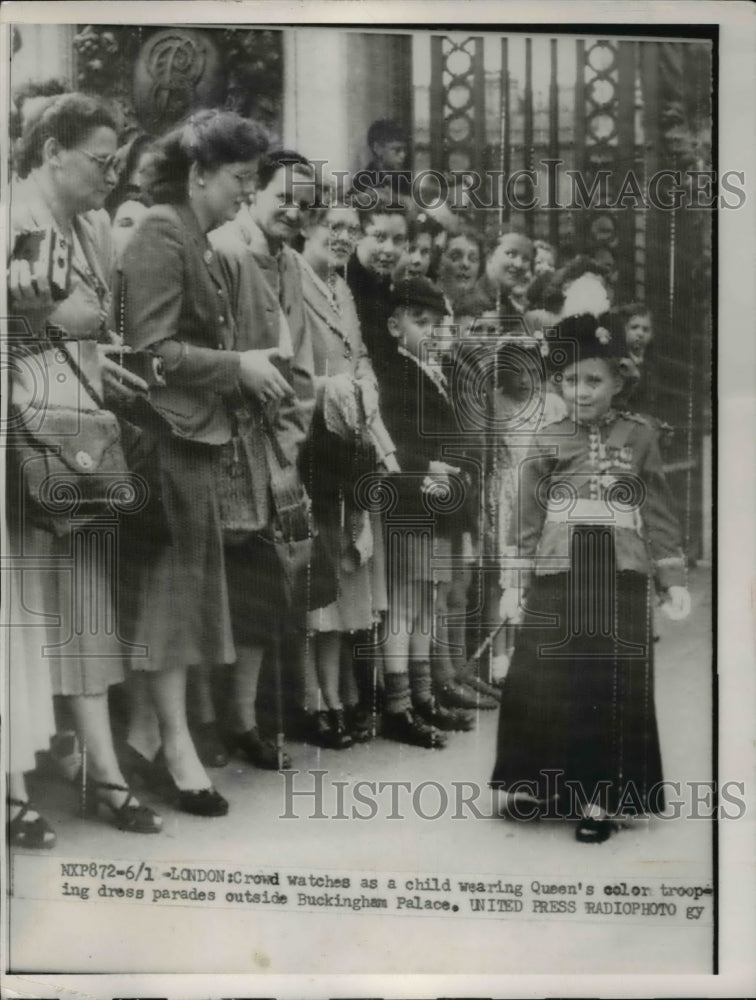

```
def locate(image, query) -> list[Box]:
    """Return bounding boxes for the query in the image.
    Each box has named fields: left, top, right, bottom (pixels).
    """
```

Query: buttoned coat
left=114, top=201, right=242, bottom=670
left=7, top=175, right=126, bottom=697
left=116, top=201, right=241, bottom=445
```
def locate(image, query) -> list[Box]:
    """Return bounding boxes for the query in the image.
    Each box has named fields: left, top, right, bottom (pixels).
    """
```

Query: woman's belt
left=545, top=498, right=642, bottom=532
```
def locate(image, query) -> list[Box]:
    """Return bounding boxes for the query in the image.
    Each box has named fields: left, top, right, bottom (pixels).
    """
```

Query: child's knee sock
left=409, top=659, right=433, bottom=708
left=383, top=671, right=412, bottom=715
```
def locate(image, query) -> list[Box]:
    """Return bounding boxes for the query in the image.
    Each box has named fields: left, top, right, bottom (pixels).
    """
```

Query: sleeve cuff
left=655, top=555, right=686, bottom=590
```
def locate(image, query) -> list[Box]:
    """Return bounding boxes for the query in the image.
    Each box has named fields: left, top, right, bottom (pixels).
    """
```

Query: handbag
left=10, top=340, right=130, bottom=534
left=263, top=426, right=313, bottom=608
left=217, top=407, right=271, bottom=544
left=217, top=403, right=313, bottom=601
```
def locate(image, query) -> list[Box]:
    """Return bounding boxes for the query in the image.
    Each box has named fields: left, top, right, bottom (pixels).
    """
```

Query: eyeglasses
left=77, top=149, right=119, bottom=176
left=323, top=221, right=362, bottom=240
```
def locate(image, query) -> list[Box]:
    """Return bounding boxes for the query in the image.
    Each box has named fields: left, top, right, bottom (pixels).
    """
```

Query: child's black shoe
left=382, top=709, right=447, bottom=749
left=437, top=681, right=498, bottom=711
left=415, top=697, right=474, bottom=732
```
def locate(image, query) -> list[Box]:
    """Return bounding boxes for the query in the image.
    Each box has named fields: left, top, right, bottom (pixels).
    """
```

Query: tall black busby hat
left=546, top=311, right=639, bottom=387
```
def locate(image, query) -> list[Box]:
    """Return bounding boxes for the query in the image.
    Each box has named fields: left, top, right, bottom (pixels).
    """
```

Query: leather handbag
left=217, top=401, right=313, bottom=606
left=10, top=341, right=129, bottom=534
left=263, top=426, right=313, bottom=609
left=217, top=406, right=271, bottom=544
left=217, top=405, right=312, bottom=544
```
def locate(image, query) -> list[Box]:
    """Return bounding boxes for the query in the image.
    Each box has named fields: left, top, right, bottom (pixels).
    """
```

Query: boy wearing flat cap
left=372, top=277, right=480, bottom=747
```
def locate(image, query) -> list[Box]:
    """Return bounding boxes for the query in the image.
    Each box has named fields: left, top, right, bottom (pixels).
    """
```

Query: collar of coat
left=297, top=255, right=355, bottom=354
left=231, top=203, right=283, bottom=262
left=397, top=343, right=450, bottom=404
left=13, top=173, right=111, bottom=297
left=346, top=252, right=391, bottom=296
left=171, top=200, right=228, bottom=293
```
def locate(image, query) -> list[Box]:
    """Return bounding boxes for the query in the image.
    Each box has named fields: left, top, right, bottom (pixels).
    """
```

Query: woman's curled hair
left=147, top=109, right=269, bottom=204
left=14, top=92, right=117, bottom=178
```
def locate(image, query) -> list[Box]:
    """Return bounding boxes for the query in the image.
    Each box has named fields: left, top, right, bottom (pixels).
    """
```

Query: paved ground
left=10, top=567, right=714, bottom=976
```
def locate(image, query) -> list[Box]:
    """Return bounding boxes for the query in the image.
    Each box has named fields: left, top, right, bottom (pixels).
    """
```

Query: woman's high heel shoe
left=226, top=728, right=292, bottom=770
left=172, top=785, right=229, bottom=817
left=575, top=816, right=613, bottom=843
left=82, top=779, right=162, bottom=834
left=118, top=743, right=160, bottom=790
left=153, top=751, right=229, bottom=817
left=8, top=798, right=56, bottom=849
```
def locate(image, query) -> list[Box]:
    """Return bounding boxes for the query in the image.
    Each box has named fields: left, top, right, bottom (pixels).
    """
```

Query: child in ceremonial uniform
left=491, top=311, right=690, bottom=842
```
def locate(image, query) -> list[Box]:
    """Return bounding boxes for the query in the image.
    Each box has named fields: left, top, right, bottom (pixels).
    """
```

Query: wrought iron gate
left=423, top=31, right=713, bottom=558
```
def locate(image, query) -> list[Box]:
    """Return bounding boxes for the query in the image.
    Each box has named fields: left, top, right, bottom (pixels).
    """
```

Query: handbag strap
left=55, top=338, right=107, bottom=410
left=262, top=421, right=304, bottom=512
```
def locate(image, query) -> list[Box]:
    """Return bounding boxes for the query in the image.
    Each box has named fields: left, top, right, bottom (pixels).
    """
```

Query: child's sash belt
left=545, top=498, right=642, bottom=532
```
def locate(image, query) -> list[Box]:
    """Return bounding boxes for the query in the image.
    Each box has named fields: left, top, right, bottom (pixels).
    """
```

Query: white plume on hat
left=559, top=273, right=611, bottom=320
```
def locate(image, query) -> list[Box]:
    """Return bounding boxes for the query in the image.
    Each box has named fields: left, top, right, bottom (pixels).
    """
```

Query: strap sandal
left=82, top=780, right=162, bottom=834
left=8, top=798, right=56, bottom=849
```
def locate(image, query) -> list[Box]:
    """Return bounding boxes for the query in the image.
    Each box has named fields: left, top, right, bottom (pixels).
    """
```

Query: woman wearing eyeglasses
left=7, top=92, right=161, bottom=845
left=295, top=201, right=399, bottom=747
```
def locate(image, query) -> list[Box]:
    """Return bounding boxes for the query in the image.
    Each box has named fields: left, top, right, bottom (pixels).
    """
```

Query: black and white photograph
left=1, top=1, right=753, bottom=996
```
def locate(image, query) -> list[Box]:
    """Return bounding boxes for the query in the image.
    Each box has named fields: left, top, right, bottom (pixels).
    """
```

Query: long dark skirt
left=491, top=529, right=664, bottom=817
left=119, top=428, right=235, bottom=672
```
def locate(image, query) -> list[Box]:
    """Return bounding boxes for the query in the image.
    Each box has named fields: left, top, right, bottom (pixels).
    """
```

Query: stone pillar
left=10, top=24, right=76, bottom=92
left=345, top=32, right=413, bottom=173
left=282, top=28, right=350, bottom=178
left=283, top=28, right=413, bottom=179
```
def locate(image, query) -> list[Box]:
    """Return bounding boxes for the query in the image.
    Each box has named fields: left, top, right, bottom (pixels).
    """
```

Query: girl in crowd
left=116, top=109, right=269, bottom=816
left=492, top=311, right=690, bottom=841
left=435, top=226, right=483, bottom=311
left=7, top=92, right=160, bottom=841
left=393, top=212, right=441, bottom=283
left=345, top=196, right=408, bottom=380
left=297, top=200, right=399, bottom=747
left=477, top=230, right=533, bottom=318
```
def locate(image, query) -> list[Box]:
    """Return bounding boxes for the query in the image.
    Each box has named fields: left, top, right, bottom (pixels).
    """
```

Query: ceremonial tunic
left=491, top=410, right=685, bottom=815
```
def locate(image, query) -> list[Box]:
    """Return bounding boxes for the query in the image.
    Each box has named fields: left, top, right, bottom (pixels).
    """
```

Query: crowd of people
left=6, top=92, right=689, bottom=850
